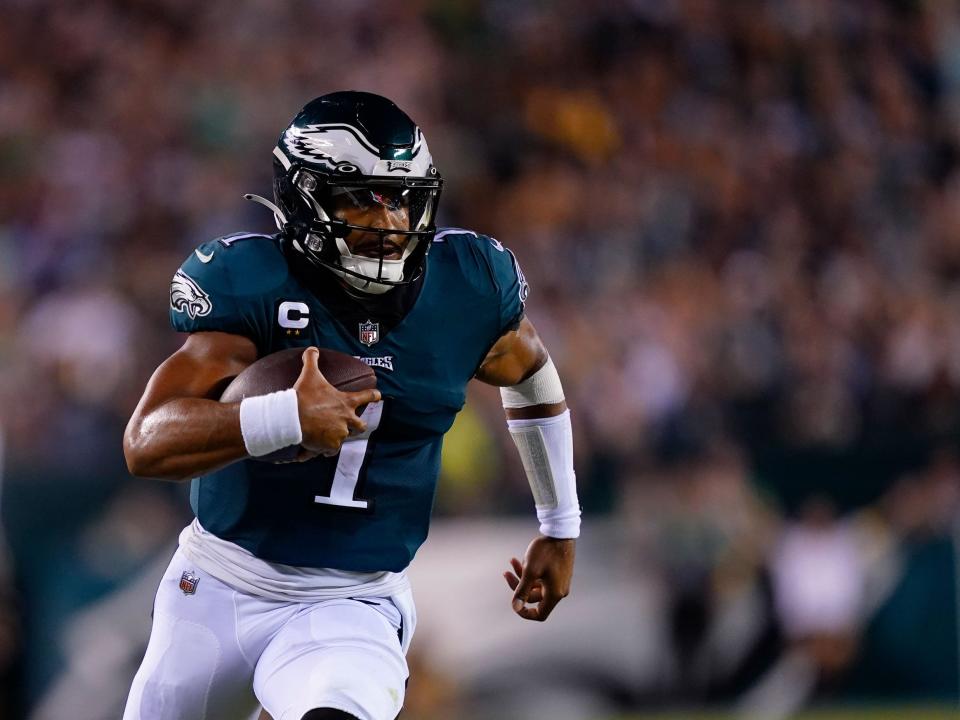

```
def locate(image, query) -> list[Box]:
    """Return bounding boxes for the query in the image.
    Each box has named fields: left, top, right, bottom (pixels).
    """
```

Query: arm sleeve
left=169, top=241, right=263, bottom=340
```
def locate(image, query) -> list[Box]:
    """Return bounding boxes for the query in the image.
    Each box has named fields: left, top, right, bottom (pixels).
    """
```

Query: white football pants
left=122, top=548, right=415, bottom=720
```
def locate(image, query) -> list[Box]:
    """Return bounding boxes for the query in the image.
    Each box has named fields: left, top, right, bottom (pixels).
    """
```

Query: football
left=220, top=347, right=377, bottom=462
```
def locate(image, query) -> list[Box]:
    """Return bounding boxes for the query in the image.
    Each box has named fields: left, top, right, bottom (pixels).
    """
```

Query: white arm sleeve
left=506, top=410, right=581, bottom=539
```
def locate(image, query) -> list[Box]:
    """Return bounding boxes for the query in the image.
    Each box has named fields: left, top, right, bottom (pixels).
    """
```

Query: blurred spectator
left=771, top=498, right=865, bottom=665
left=5, top=0, right=960, bottom=714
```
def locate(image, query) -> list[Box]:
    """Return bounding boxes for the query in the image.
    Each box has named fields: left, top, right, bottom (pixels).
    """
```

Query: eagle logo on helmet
left=282, top=123, right=381, bottom=172
left=170, top=270, right=213, bottom=319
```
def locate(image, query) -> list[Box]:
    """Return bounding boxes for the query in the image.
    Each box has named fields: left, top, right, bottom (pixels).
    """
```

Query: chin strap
left=243, top=193, right=288, bottom=229
left=243, top=192, right=407, bottom=295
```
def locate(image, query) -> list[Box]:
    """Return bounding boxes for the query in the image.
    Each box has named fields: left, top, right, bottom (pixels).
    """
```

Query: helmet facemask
left=295, top=171, right=440, bottom=294
left=255, top=162, right=442, bottom=295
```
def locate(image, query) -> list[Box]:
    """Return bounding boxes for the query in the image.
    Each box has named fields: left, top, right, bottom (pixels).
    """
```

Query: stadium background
left=2, top=0, right=960, bottom=717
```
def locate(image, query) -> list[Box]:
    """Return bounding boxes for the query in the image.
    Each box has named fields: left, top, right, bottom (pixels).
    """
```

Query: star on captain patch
left=359, top=319, right=380, bottom=346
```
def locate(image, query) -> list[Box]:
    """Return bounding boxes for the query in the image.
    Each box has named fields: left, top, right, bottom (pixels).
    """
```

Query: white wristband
left=239, top=389, right=303, bottom=457
left=507, top=410, right=580, bottom=539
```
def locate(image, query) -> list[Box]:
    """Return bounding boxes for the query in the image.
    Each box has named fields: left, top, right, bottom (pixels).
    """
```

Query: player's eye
left=336, top=187, right=407, bottom=213
left=370, top=190, right=406, bottom=211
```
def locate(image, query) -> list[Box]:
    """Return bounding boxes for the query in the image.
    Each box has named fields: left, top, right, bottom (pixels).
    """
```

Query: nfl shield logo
left=359, top=319, right=379, bottom=346
left=179, top=570, right=200, bottom=595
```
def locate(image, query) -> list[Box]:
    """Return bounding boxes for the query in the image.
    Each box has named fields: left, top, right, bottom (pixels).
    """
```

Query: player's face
left=331, top=188, right=411, bottom=260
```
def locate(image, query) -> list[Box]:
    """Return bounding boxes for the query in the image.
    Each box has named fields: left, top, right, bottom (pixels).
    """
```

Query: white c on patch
left=278, top=301, right=310, bottom=329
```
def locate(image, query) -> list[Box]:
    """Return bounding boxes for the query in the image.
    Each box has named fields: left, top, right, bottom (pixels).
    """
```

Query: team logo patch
left=170, top=270, right=213, bottom=319
left=179, top=570, right=200, bottom=595
left=359, top=319, right=380, bottom=346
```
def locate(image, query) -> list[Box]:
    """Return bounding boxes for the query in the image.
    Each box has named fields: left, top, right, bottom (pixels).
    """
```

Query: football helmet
left=246, top=91, right=443, bottom=294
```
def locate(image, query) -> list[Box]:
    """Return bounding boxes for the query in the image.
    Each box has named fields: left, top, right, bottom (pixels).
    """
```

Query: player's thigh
left=123, top=551, right=262, bottom=720
left=254, top=597, right=409, bottom=720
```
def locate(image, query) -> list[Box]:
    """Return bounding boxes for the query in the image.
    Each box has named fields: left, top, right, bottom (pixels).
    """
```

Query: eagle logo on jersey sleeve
left=170, top=270, right=213, bottom=319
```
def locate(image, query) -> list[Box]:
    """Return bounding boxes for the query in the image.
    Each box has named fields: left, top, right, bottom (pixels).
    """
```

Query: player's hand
left=503, top=535, right=575, bottom=622
left=273, top=447, right=321, bottom=464
left=294, top=347, right=381, bottom=457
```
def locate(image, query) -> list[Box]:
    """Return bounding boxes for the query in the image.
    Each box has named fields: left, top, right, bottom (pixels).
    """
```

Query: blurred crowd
left=3, top=0, right=960, bottom=716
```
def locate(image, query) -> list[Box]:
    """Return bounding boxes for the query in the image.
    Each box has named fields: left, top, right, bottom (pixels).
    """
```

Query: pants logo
left=179, top=570, right=200, bottom=595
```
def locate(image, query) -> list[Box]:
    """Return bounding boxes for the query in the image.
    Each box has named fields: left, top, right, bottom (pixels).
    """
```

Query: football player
left=122, top=91, right=580, bottom=720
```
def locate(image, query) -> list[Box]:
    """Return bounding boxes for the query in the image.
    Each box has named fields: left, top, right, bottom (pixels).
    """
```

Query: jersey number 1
left=313, top=401, right=382, bottom=510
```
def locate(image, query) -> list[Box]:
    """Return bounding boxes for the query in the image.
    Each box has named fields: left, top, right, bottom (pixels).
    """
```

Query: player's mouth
left=351, top=236, right=405, bottom=259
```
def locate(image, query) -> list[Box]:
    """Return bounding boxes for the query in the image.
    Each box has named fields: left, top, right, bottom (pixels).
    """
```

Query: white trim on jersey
left=217, top=231, right=269, bottom=247
left=433, top=228, right=478, bottom=243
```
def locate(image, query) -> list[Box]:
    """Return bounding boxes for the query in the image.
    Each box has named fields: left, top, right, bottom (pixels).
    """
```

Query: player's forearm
left=124, top=398, right=247, bottom=481
left=499, top=356, right=581, bottom=539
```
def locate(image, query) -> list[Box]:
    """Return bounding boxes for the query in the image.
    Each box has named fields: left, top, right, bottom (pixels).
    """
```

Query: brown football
left=220, top=347, right=377, bottom=462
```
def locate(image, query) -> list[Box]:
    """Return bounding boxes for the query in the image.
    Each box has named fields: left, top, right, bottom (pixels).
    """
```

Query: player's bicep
left=135, top=332, right=258, bottom=415
left=475, top=317, right=547, bottom=387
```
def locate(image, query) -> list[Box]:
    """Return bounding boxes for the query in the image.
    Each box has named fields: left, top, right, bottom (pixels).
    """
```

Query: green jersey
left=169, top=229, right=527, bottom=572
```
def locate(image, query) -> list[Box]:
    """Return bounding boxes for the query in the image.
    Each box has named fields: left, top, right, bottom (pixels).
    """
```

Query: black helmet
left=248, top=91, right=443, bottom=294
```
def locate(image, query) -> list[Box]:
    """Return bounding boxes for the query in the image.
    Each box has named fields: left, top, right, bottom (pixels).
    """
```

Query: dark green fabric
left=170, top=229, right=525, bottom=571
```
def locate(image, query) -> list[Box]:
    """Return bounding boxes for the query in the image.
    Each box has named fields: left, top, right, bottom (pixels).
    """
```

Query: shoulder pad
left=170, top=232, right=286, bottom=339
left=182, top=233, right=287, bottom=295
left=431, top=227, right=528, bottom=332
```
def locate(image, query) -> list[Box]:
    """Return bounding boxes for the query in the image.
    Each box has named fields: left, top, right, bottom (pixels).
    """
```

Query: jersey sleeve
left=168, top=239, right=267, bottom=341
left=478, top=234, right=529, bottom=334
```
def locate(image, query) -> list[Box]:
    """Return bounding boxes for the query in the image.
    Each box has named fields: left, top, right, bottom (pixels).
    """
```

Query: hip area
left=177, top=518, right=411, bottom=603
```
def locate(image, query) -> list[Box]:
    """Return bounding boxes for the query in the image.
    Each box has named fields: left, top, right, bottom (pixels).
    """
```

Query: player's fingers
left=345, top=413, right=368, bottom=434
left=535, top=586, right=560, bottom=621
left=515, top=595, right=553, bottom=622
left=299, top=347, right=331, bottom=384
left=519, top=575, right=544, bottom=599
left=345, top=389, right=382, bottom=408
left=510, top=557, right=523, bottom=576
left=295, top=448, right=319, bottom=462
left=515, top=605, right=542, bottom=621
left=511, top=570, right=537, bottom=613
left=301, top=346, right=319, bottom=368
left=505, top=574, right=542, bottom=605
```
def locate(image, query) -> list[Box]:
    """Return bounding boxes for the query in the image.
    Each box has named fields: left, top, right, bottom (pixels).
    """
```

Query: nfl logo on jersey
left=179, top=570, right=200, bottom=595
left=359, top=320, right=380, bottom=346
